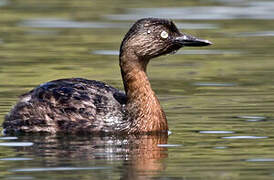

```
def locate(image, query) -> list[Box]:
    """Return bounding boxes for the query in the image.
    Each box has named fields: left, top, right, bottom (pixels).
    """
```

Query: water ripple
left=237, top=31, right=274, bottom=37
left=157, top=144, right=182, bottom=147
left=0, top=137, right=18, bottom=140
left=222, top=136, right=267, bottom=139
left=236, top=116, right=266, bottom=122
left=0, top=0, right=8, bottom=7
left=246, top=158, right=274, bottom=162
left=194, top=82, right=237, bottom=87
left=10, top=166, right=109, bottom=172
left=199, top=131, right=234, bottom=134
left=91, top=50, right=119, bottom=56
left=0, top=142, right=33, bottom=147
left=215, top=146, right=228, bottom=149
left=8, top=176, right=34, bottom=180
left=0, top=158, right=33, bottom=161
left=19, top=18, right=129, bottom=29
left=106, top=5, right=274, bottom=20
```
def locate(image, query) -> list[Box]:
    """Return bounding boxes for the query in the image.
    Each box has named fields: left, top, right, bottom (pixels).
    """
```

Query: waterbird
left=3, top=18, right=212, bottom=134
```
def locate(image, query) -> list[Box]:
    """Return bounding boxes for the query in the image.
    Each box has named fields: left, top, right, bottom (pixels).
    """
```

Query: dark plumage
left=3, top=18, right=212, bottom=134
left=4, top=78, right=128, bottom=134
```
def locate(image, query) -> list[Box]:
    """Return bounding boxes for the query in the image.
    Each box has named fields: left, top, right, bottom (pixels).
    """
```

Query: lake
left=1, top=0, right=274, bottom=179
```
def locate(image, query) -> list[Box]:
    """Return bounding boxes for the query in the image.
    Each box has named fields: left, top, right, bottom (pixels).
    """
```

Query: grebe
left=3, top=18, right=212, bottom=134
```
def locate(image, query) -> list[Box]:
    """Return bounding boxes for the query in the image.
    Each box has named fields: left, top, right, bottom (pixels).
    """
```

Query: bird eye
left=160, top=31, right=169, bottom=39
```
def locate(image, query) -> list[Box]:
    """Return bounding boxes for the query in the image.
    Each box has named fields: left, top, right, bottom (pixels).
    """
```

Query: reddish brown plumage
left=120, top=49, right=168, bottom=134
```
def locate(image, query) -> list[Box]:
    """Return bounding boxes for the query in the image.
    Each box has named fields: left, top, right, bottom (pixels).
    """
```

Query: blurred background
left=1, top=0, right=274, bottom=179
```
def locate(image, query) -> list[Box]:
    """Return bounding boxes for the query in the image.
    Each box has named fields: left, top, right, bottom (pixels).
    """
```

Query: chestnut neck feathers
left=119, top=18, right=178, bottom=133
left=120, top=48, right=167, bottom=133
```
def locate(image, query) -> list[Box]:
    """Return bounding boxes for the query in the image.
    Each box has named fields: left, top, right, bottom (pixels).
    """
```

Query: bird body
left=3, top=18, right=211, bottom=134
left=5, top=78, right=128, bottom=134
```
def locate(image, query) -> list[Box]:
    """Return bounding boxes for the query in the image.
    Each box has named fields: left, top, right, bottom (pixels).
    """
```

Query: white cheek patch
left=147, top=30, right=151, bottom=34
left=160, top=31, right=169, bottom=39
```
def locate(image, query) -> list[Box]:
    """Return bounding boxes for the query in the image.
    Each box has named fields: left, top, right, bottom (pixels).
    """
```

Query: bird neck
left=119, top=48, right=168, bottom=134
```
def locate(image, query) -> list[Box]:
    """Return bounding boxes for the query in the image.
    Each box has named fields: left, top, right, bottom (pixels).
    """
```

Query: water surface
left=1, top=0, right=274, bottom=179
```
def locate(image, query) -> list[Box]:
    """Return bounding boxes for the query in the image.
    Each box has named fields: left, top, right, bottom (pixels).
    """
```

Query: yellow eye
left=160, top=31, right=169, bottom=39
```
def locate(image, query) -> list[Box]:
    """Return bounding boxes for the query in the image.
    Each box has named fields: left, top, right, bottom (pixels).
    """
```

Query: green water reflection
left=1, top=0, right=274, bottom=179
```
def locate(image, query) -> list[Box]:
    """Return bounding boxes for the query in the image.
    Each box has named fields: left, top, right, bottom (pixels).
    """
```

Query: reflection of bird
left=15, top=134, right=168, bottom=179
left=4, top=18, right=212, bottom=134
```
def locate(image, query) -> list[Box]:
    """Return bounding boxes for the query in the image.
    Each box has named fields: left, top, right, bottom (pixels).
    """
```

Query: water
left=1, top=0, right=274, bottom=179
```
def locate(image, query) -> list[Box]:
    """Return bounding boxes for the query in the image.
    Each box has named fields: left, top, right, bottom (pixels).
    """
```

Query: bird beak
left=174, top=33, right=212, bottom=47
